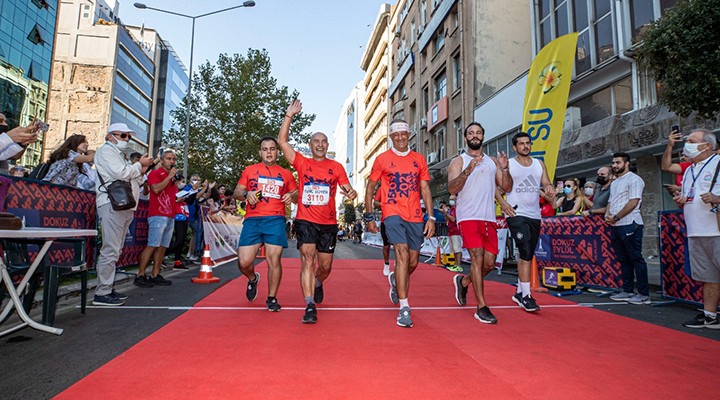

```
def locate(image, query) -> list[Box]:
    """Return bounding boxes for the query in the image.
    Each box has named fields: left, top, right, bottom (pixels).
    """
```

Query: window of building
left=410, top=20, right=416, bottom=44
left=434, top=70, right=446, bottom=102
left=436, top=128, right=446, bottom=161
left=112, top=101, right=150, bottom=139
left=118, top=47, right=152, bottom=88
left=661, top=0, right=679, bottom=14
left=31, top=0, right=50, bottom=9
left=594, top=4, right=614, bottom=64
left=435, top=28, right=445, bottom=54
left=420, top=0, right=428, bottom=27
left=630, top=0, right=655, bottom=43
left=555, top=1, right=569, bottom=37
left=115, top=74, right=151, bottom=111
left=454, top=118, right=463, bottom=153
left=26, top=24, right=46, bottom=45
left=452, top=53, right=461, bottom=91
left=570, top=76, right=633, bottom=126
left=453, top=10, right=459, bottom=29
left=82, top=4, right=91, bottom=19
left=423, top=86, right=429, bottom=113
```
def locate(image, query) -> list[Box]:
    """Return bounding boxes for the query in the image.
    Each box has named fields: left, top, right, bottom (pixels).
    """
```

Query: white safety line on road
left=82, top=302, right=629, bottom=311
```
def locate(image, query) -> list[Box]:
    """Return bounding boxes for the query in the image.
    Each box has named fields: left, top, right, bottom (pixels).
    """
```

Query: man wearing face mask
left=93, top=123, right=154, bottom=306
left=673, top=129, right=720, bottom=329
left=582, top=166, right=613, bottom=217
left=605, top=153, right=649, bottom=305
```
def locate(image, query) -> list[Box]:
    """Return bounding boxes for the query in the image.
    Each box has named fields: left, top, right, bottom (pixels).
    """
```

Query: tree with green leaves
left=637, top=0, right=720, bottom=119
left=343, top=202, right=357, bottom=225
left=166, top=49, right=315, bottom=185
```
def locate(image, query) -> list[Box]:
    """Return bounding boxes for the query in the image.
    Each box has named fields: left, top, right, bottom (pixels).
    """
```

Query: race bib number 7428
left=302, top=183, right=330, bottom=206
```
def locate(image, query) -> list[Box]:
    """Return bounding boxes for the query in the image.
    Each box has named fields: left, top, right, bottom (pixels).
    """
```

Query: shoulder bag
left=97, top=171, right=136, bottom=211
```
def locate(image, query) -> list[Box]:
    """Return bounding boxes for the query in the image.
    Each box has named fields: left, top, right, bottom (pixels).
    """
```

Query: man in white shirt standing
left=673, top=129, right=720, bottom=329
left=93, top=123, right=153, bottom=306
left=605, top=152, right=649, bottom=305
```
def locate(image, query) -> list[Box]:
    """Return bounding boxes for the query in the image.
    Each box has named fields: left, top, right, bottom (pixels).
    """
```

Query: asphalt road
left=0, top=239, right=716, bottom=399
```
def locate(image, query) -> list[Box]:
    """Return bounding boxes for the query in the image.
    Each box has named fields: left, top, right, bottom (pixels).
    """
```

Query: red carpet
left=57, top=259, right=719, bottom=399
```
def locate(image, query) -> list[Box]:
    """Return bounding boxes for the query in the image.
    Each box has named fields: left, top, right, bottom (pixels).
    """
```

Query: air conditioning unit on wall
left=427, top=151, right=438, bottom=165
left=419, top=117, right=427, bottom=128
left=564, top=107, right=582, bottom=132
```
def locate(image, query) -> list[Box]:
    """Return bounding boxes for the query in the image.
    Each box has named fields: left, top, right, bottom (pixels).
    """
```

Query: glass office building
left=0, top=0, right=58, bottom=167
left=111, top=25, right=155, bottom=147
left=153, top=41, right=188, bottom=151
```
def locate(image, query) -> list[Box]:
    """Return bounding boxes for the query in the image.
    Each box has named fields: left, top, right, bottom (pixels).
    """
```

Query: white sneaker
left=383, top=263, right=390, bottom=276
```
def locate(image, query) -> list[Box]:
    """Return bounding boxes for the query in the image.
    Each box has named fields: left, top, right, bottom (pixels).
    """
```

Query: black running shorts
left=294, top=219, right=339, bottom=253
left=506, top=216, right=541, bottom=262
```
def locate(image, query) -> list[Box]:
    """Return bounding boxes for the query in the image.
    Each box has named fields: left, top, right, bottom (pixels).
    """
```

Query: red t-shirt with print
left=369, top=149, right=430, bottom=223
left=147, top=168, right=179, bottom=218
left=292, top=153, right=349, bottom=225
left=238, top=163, right=298, bottom=218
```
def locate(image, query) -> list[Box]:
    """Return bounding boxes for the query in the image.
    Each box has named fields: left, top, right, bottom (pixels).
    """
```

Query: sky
left=120, top=0, right=392, bottom=151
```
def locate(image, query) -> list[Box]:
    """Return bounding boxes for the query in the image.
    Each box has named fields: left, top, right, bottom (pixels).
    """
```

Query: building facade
left=359, top=4, right=393, bottom=191
left=45, top=0, right=158, bottom=159
left=387, top=0, right=530, bottom=203
left=474, top=0, right=716, bottom=256
left=0, top=0, right=59, bottom=169
left=126, top=26, right=188, bottom=153
left=333, top=82, right=365, bottom=218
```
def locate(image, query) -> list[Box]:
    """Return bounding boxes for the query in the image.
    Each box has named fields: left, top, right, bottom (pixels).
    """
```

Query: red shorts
left=458, top=220, right=498, bottom=254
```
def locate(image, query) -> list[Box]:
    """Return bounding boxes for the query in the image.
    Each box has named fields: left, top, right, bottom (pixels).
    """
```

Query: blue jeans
left=610, top=222, right=649, bottom=296
left=188, top=218, right=204, bottom=256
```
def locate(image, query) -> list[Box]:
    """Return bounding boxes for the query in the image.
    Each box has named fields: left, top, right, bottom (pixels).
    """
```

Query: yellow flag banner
left=521, top=32, right=578, bottom=182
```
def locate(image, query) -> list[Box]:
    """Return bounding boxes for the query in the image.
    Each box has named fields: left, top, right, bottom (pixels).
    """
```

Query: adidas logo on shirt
left=515, top=175, right=540, bottom=193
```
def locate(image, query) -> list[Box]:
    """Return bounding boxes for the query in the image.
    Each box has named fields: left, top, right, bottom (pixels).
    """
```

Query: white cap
left=107, top=123, right=135, bottom=134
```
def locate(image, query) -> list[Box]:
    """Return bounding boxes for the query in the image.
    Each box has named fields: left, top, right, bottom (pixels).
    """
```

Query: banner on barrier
left=202, top=207, right=242, bottom=263
left=537, top=216, right=621, bottom=289
left=3, top=177, right=97, bottom=268
left=658, top=211, right=703, bottom=305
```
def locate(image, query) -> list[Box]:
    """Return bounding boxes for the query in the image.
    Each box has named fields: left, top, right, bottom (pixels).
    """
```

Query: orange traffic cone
left=257, top=245, right=266, bottom=259
left=530, top=257, right=548, bottom=293
left=433, top=245, right=444, bottom=267
left=191, top=245, right=220, bottom=284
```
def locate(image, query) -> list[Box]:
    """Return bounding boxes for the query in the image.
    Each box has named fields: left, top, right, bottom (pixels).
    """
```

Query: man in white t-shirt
left=605, top=152, right=649, bottom=305
left=673, top=129, right=720, bottom=329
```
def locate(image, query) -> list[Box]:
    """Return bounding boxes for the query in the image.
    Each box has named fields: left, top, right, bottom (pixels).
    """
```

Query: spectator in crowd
left=186, top=174, right=208, bottom=262
left=661, top=127, right=692, bottom=196
left=365, top=118, right=434, bottom=328
left=166, top=174, right=191, bottom=270
left=539, top=188, right=556, bottom=217
left=134, top=150, right=179, bottom=288
left=439, top=195, right=462, bottom=272
left=0, top=113, right=40, bottom=167
left=673, top=129, right=720, bottom=329
left=583, top=181, right=596, bottom=209
left=280, top=99, right=356, bottom=324
left=353, top=220, right=363, bottom=244
left=234, top=136, right=298, bottom=312
left=9, top=165, right=26, bottom=177
left=582, top=166, right=613, bottom=217
left=555, top=178, right=584, bottom=215
left=606, top=152, right=650, bottom=305
left=92, top=123, right=154, bottom=306
left=43, top=134, right=95, bottom=187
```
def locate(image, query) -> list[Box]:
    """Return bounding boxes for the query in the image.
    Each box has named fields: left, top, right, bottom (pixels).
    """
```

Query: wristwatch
left=613, top=215, right=620, bottom=222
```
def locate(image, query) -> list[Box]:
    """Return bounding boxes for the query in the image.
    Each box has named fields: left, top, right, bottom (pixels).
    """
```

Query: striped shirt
left=608, top=171, right=644, bottom=226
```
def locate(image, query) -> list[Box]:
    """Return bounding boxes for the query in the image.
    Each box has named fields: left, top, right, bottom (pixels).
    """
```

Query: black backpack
left=28, top=162, right=51, bottom=180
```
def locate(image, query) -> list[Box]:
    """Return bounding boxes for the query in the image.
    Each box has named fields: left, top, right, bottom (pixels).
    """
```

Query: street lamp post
left=134, top=1, right=256, bottom=177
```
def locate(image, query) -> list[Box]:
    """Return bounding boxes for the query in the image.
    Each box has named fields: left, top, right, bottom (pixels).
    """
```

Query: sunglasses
left=564, top=185, right=573, bottom=188
left=112, top=132, right=130, bottom=139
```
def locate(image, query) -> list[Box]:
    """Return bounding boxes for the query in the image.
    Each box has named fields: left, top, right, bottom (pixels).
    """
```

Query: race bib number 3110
left=302, top=183, right=330, bottom=206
